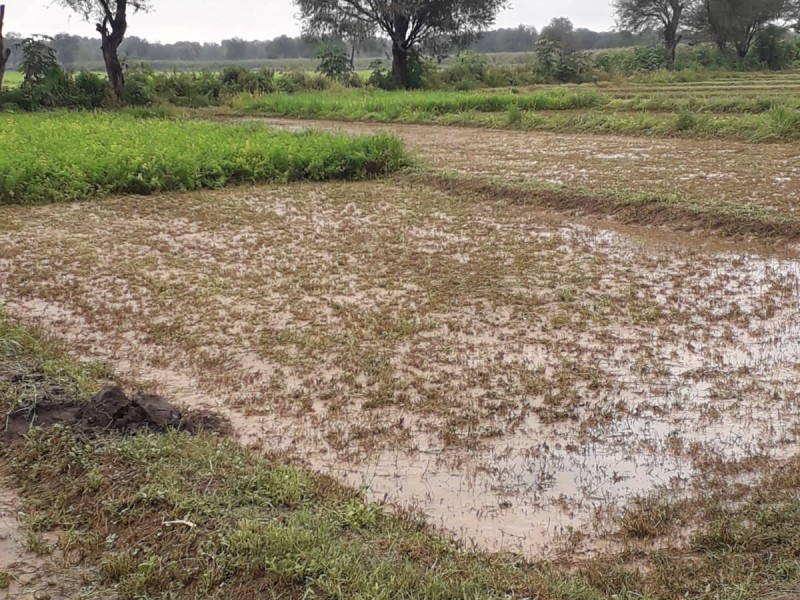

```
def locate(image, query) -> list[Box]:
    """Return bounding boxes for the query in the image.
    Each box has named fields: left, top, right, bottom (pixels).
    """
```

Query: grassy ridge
left=0, top=113, right=407, bottom=205
left=233, top=87, right=800, bottom=141
left=234, top=88, right=605, bottom=118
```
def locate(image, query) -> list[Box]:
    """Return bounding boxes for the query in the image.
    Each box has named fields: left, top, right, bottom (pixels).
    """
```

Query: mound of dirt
left=2, top=384, right=230, bottom=442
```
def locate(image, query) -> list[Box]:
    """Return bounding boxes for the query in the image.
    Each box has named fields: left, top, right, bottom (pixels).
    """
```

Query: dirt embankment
left=2, top=382, right=229, bottom=442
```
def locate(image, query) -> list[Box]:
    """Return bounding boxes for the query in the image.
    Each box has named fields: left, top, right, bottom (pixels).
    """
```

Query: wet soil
left=0, top=480, right=94, bottom=600
left=249, top=117, right=800, bottom=217
left=1, top=383, right=230, bottom=442
left=1, top=176, right=798, bottom=557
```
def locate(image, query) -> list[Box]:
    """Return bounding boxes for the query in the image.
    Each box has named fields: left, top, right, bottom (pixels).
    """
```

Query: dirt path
left=252, top=117, right=800, bottom=216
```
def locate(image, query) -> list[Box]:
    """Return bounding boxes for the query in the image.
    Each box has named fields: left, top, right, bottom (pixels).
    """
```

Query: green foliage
left=17, top=36, right=59, bottom=85
left=0, top=113, right=408, bottom=204
left=533, top=39, right=594, bottom=83
left=366, top=59, right=396, bottom=90
left=755, top=25, right=798, bottom=69
left=316, top=43, right=353, bottom=83
left=295, top=0, right=509, bottom=88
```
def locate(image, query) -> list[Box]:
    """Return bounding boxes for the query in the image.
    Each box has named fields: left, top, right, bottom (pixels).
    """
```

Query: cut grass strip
left=0, top=112, right=408, bottom=205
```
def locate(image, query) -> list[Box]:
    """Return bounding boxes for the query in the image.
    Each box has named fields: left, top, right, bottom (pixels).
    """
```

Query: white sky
left=5, top=1, right=617, bottom=43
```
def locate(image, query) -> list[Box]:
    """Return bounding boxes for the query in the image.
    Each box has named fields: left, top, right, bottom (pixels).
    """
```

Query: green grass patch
left=1, top=71, right=22, bottom=89
left=0, top=112, right=407, bottom=205
left=233, top=88, right=606, bottom=120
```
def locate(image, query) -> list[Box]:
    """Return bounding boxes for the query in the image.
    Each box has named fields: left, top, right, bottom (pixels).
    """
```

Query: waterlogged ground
left=1, top=174, right=799, bottom=557
left=0, top=479, right=91, bottom=599
left=255, top=117, right=800, bottom=216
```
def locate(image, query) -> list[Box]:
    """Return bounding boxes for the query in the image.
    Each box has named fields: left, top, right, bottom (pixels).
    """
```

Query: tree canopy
left=295, top=0, right=509, bottom=88
left=613, top=0, right=685, bottom=69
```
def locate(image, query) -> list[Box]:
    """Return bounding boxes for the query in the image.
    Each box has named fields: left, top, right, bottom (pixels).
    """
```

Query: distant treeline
left=2, top=25, right=657, bottom=70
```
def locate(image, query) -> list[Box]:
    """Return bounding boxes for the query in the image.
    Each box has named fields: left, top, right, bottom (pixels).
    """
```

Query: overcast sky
left=6, top=1, right=616, bottom=43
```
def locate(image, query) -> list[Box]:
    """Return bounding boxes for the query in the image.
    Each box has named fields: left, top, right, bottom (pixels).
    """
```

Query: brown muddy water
left=0, top=479, right=90, bottom=599
left=1, top=175, right=799, bottom=558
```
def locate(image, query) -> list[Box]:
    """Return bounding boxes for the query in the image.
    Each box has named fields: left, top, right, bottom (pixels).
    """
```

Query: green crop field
left=0, top=112, right=406, bottom=204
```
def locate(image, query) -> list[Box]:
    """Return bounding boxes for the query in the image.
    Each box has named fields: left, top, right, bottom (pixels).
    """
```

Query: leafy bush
left=275, top=70, right=330, bottom=94
left=0, top=113, right=408, bottom=204
left=366, top=59, right=396, bottom=90
left=316, top=44, right=353, bottom=83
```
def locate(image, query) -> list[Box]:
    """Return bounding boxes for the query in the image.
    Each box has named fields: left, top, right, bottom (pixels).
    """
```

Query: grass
left=234, top=88, right=605, bottom=118
left=0, top=71, right=21, bottom=89
left=231, top=81, right=800, bottom=141
left=0, top=112, right=407, bottom=204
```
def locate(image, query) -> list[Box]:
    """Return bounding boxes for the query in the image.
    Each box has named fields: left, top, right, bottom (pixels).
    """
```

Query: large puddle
left=1, top=180, right=799, bottom=557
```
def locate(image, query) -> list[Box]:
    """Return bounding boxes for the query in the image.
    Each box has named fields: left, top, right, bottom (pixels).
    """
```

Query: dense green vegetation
left=235, top=88, right=604, bottom=118
left=0, top=113, right=407, bottom=204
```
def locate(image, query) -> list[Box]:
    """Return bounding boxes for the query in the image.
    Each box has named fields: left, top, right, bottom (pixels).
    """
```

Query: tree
left=17, top=36, right=58, bottom=85
left=51, top=33, right=81, bottom=67
left=57, top=0, right=151, bottom=99
left=316, top=42, right=353, bottom=81
left=222, top=37, right=248, bottom=61
left=540, top=17, right=576, bottom=52
left=614, top=0, right=685, bottom=69
left=790, top=0, right=800, bottom=29
left=295, top=0, right=509, bottom=89
left=689, top=0, right=786, bottom=59
left=0, top=5, right=11, bottom=90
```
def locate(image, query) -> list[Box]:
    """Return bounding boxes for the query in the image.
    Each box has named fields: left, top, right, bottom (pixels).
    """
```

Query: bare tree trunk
left=101, top=33, right=125, bottom=99
left=664, top=2, right=684, bottom=71
left=96, top=3, right=128, bottom=102
left=0, top=5, right=11, bottom=90
left=391, top=41, right=412, bottom=89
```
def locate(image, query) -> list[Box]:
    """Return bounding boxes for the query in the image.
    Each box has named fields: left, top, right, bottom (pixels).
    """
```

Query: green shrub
left=316, top=43, right=354, bottom=84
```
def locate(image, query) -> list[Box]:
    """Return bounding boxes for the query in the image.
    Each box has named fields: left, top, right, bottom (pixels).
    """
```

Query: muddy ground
left=0, top=479, right=95, bottom=599
left=1, top=121, right=799, bottom=558
left=251, top=117, right=800, bottom=216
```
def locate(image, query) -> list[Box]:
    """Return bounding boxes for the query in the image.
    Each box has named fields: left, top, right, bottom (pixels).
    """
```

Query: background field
left=2, top=67, right=800, bottom=599
left=232, top=72, right=800, bottom=141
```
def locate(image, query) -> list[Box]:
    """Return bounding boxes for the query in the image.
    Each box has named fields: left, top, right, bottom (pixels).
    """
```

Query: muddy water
left=253, top=117, right=800, bottom=215
left=1, top=178, right=800, bottom=558
left=0, top=480, right=88, bottom=600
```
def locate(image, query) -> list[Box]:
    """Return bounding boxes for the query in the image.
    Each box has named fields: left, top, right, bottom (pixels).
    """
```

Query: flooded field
left=254, top=117, right=800, bottom=215
left=1, top=169, right=799, bottom=557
